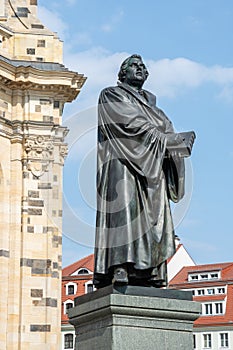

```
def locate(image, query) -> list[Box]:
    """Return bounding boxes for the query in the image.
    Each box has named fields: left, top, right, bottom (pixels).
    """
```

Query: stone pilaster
left=0, top=1, right=86, bottom=349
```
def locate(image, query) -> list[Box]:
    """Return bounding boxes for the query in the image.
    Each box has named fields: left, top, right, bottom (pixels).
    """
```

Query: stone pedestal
left=68, top=285, right=201, bottom=350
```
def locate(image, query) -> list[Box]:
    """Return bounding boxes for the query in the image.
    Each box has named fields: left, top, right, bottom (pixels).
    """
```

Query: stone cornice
left=0, top=117, right=68, bottom=142
left=0, top=58, right=87, bottom=102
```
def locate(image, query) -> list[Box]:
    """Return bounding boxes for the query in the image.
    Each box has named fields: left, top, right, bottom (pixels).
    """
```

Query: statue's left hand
left=179, top=131, right=196, bottom=155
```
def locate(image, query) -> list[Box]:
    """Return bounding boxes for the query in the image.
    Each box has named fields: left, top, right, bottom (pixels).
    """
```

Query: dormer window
left=71, top=268, right=92, bottom=276
left=207, top=288, right=215, bottom=295
left=189, top=274, right=198, bottom=281
left=77, top=268, right=89, bottom=275
left=188, top=271, right=220, bottom=282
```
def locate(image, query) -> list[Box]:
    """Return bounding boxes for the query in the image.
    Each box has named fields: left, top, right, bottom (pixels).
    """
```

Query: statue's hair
left=118, top=54, right=149, bottom=82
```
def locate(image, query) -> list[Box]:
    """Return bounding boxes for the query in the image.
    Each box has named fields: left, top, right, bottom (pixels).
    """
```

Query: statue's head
left=118, top=54, right=149, bottom=88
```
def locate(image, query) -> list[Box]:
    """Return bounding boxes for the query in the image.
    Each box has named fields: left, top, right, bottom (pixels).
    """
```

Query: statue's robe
left=94, top=82, right=185, bottom=286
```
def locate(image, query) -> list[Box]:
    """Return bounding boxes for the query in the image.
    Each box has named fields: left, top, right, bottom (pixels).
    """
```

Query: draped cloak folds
left=94, top=82, right=185, bottom=284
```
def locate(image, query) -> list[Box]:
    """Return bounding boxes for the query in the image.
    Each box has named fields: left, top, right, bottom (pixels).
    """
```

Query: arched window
left=65, top=303, right=73, bottom=313
left=71, top=267, right=92, bottom=276
left=77, top=268, right=89, bottom=275
left=64, top=300, right=74, bottom=314
left=64, top=333, right=74, bottom=349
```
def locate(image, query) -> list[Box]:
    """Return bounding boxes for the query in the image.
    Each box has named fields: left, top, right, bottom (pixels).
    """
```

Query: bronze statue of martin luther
left=94, top=54, right=195, bottom=289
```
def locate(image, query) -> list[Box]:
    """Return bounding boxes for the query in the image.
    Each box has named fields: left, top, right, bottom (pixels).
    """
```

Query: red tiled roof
left=62, top=254, right=94, bottom=276
left=169, top=262, right=233, bottom=328
left=169, top=262, right=233, bottom=285
left=194, top=295, right=226, bottom=302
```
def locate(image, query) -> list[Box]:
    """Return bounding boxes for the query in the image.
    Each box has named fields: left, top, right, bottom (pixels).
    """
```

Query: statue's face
left=124, top=57, right=147, bottom=88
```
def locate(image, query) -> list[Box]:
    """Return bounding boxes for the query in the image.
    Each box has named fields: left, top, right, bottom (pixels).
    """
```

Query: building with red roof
left=61, top=254, right=95, bottom=350
left=169, top=262, right=233, bottom=349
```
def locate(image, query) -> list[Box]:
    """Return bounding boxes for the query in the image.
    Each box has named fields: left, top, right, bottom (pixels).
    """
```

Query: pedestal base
left=68, top=285, right=201, bottom=350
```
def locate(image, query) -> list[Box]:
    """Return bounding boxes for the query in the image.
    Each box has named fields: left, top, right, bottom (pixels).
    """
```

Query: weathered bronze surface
left=94, top=54, right=195, bottom=288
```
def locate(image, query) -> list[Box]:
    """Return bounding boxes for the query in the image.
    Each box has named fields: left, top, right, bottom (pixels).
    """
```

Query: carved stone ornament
left=24, top=136, right=54, bottom=177
left=59, top=144, right=68, bottom=165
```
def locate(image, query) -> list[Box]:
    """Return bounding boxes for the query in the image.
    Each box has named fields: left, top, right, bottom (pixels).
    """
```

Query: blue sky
left=38, top=0, right=233, bottom=267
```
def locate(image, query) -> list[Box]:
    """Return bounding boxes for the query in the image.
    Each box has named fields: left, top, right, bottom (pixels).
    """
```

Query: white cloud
left=101, top=10, right=124, bottom=32
left=63, top=49, right=233, bottom=112
left=66, top=0, right=77, bottom=5
left=37, top=6, right=68, bottom=40
left=63, top=48, right=129, bottom=111
left=70, top=32, right=92, bottom=46
left=217, top=86, right=233, bottom=103
left=145, top=58, right=233, bottom=98
left=182, top=238, right=217, bottom=253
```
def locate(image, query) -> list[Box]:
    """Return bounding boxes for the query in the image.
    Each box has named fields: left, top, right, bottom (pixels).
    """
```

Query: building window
left=35, top=105, right=41, bottom=112
left=207, top=288, right=215, bottom=295
left=203, top=301, right=225, bottom=316
left=65, top=302, right=73, bottom=314
left=37, top=39, right=45, bottom=47
left=197, top=289, right=205, bottom=295
left=85, top=281, right=96, bottom=294
left=190, top=274, right=198, bottom=281
left=71, top=267, right=93, bottom=276
left=68, top=285, right=75, bottom=295
left=54, top=101, right=60, bottom=108
left=215, top=302, right=223, bottom=314
left=65, top=283, right=77, bottom=296
left=220, top=333, right=229, bottom=347
left=218, top=287, right=225, bottom=294
left=64, top=333, right=74, bottom=349
left=188, top=271, right=220, bottom=282
left=204, top=304, right=213, bottom=315
left=31, top=24, right=44, bottom=29
left=43, top=115, right=53, bottom=123
left=203, top=334, right=212, bottom=348
left=193, top=334, right=196, bottom=349
left=17, top=7, right=29, bottom=17
left=87, top=284, right=94, bottom=293
left=78, top=268, right=89, bottom=275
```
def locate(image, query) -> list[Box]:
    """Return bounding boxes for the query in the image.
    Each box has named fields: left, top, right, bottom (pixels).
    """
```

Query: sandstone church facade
left=0, top=1, right=85, bottom=349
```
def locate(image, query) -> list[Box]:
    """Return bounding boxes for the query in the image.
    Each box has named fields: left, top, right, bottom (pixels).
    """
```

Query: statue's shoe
left=112, top=267, right=128, bottom=284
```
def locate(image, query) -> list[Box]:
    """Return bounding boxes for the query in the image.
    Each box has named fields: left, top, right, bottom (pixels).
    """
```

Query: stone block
left=28, top=208, right=42, bottom=215
left=30, top=324, right=51, bottom=332
left=28, top=190, right=40, bottom=198
left=68, top=286, right=201, bottom=350
left=31, top=289, right=43, bottom=298
left=0, top=249, right=10, bottom=257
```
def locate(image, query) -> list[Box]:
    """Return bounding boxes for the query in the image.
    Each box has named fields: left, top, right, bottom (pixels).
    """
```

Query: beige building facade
left=0, top=1, right=86, bottom=349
